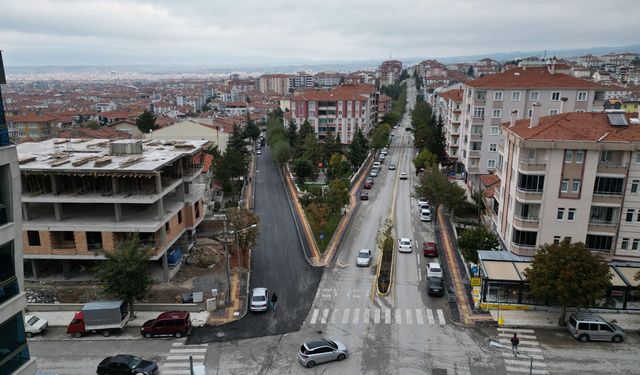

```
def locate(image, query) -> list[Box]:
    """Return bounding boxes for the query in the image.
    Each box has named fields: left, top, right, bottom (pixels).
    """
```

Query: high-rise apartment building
left=494, top=110, right=640, bottom=260
left=257, top=74, right=291, bottom=95
left=435, top=88, right=464, bottom=164
left=378, top=60, right=403, bottom=86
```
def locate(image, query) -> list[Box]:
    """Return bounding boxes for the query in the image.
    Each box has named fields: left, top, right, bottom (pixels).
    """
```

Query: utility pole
left=223, top=219, right=231, bottom=305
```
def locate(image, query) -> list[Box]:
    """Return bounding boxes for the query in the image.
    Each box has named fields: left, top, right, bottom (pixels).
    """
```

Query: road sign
left=470, top=264, right=479, bottom=276
left=470, top=277, right=481, bottom=287
left=320, top=232, right=325, bottom=240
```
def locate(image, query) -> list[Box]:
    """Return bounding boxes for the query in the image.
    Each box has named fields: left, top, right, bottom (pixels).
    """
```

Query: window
left=165, top=222, right=170, bottom=231
left=594, top=177, right=624, bottom=195
left=636, top=152, right=640, bottom=163
left=553, top=236, right=561, bottom=245
left=178, top=211, right=183, bottom=224
left=557, top=208, right=565, bottom=220
left=490, top=126, right=499, bottom=135
left=530, top=91, right=539, bottom=101
left=476, top=91, right=487, bottom=100
left=637, top=211, right=640, bottom=222
left=552, top=92, right=561, bottom=101
left=564, top=150, right=573, bottom=163
left=621, top=238, right=629, bottom=250
left=488, top=159, right=496, bottom=168
left=577, top=92, right=588, bottom=101
left=511, top=109, right=519, bottom=118
left=511, top=91, right=521, bottom=101
left=586, top=234, right=614, bottom=252
left=600, top=151, right=612, bottom=162
left=492, top=109, right=502, bottom=118
left=527, top=149, right=536, bottom=159
left=626, top=209, right=634, bottom=222
left=572, top=179, right=581, bottom=193
left=632, top=180, right=639, bottom=193
left=564, top=236, right=572, bottom=243
left=494, top=91, right=503, bottom=101
left=561, top=179, right=569, bottom=192
left=473, top=107, right=485, bottom=118
left=489, top=144, right=497, bottom=152
left=576, top=150, right=584, bottom=164
left=27, top=231, right=41, bottom=246
left=568, top=208, right=576, bottom=221
left=633, top=239, right=640, bottom=251
left=527, top=109, right=533, bottom=118
left=518, top=174, right=545, bottom=191
left=512, top=228, right=537, bottom=247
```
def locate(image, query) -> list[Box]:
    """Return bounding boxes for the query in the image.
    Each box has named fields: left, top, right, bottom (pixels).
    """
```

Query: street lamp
left=488, top=339, right=533, bottom=375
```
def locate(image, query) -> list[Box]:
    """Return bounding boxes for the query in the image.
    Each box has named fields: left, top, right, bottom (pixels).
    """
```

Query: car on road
left=97, top=354, right=158, bottom=375
left=390, top=132, right=396, bottom=138
left=24, top=314, right=48, bottom=338
left=420, top=208, right=431, bottom=222
left=365, top=177, right=374, bottom=186
left=356, top=249, right=372, bottom=267
left=426, top=262, right=443, bottom=279
left=427, top=277, right=445, bottom=297
left=566, top=313, right=625, bottom=342
left=373, top=161, right=381, bottom=169
left=250, top=287, right=269, bottom=312
left=363, top=180, right=372, bottom=189
left=141, top=311, right=191, bottom=339
left=418, top=199, right=430, bottom=210
left=388, top=163, right=396, bottom=170
left=370, top=169, right=378, bottom=177
left=406, top=127, right=413, bottom=132
left=423, top=242, right=437, bottom=257
left=298, top=339, right=348, bottom=368
left=381, top=148, right=388, bottom=155
left=257, top=149, right=262, bottom=155
left=399, top=172, right=407, bottom=180
left=360, top=191, right=369, bottom=200
left=378, top=154, right=385, bottom=163
left=398, top=238, right=412, bottom=253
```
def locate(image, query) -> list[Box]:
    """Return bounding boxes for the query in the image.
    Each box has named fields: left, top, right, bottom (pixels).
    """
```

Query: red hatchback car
left=363, top=180, right=373, bottom=189
left=423, top=242, right=437, bottom=257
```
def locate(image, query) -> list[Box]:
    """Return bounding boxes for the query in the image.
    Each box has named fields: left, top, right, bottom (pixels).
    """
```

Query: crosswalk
left=308, top=307, right=447, bottom=326
left=160, top=340, right=208, bottom=375
left=497, top=328, right=548, bottom=375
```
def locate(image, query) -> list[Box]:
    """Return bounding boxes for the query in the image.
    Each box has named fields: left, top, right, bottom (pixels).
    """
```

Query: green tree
left=226, top=207, right=260, bottom=252
left=471, top=189, right=486, bottom=222
left=457, top=226, right=499, bottom=263
left=371, top=123, right=391, bottom=150
left=433, top=115, right=447, bottom=163
left=135, top=110, right=157, bottom=134
left=272, top=141, right=291, bottom=166
left=94, top=237, right=152, bottom=318
left=328, top=153, right=350, bottom=179
left=413, top=149, right=438, bottom=170
left=325, top=178, right=349, bottom=214
left=292, top=157, right=314, bottom=184
left=631, top=57, right=640, bottom=67
left=322, top=131, right=342, bottom=161
left=413, top=166, right=466, bottom=217
left=298, top=120, right=314, bottom=146
left=467, top=66, right=475, bottom=77
left=215, top=148, right=248, bottom=200
left=307, top=202, right=329, bottom=232
left=228, top=124, right=248, bottom=154
left=286, top=119, right=298, bottom=147
left=82, top=120, right=100, bottom=130
left=348, top=127, right=369, bottom=168
left=523, top=240, right=612, bottom=325
left=244, top=117, right=261, bottom=143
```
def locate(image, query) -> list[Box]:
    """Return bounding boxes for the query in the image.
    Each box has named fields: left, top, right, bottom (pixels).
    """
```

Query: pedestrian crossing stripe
left=308, top=307, right=446, bottom=325
left=498, top=329, right=548, bottom=375
left=161, top=339, right=207, bottom=375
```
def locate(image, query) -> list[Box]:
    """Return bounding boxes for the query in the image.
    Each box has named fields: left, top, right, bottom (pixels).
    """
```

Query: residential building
left=378, top=94, right=392, bottom=122
left=257, top=74, right=291, bottom=95
left=290, top=84, right=378, bottom=143
left=314, top=72, right=342, bottom=87
left=577, top=54, right=603, bottom=68
left=436, top=88, right=464, bottom=165
left=7, top=113, right=57, bottom=142
left=0, top=50, right=37, bottom=375
left=378, top=60, right=403, bottom=86
left=147, top=120, right=230, bottom=152
left=494, top=110, right=640, bottom=261
left=290, top=72, right=314, bottom=89
left=459, top=64, right=607, bottom=189
left=18, top=138, right=208, bottom=281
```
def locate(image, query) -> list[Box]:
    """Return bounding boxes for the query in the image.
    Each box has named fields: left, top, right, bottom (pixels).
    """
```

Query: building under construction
left=17, top=138, right=209, bottom=281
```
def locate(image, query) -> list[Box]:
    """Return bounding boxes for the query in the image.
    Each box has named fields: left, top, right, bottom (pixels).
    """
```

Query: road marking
left=162, top=370, right=196, bottom=375
left=505, top=367, right=548, bottom=374
left=310, top=309, right=319, bottom=324
left=169, top=348, right=207, bottom=353
left=385, top=308, right=391, bottom=324
left=415, top=309, right=424, bottom=325
left=497, top=338, right=539, bottom=346
left=164, top=362, right=197, bottom=367
left=353, top=308, right=360, bottom=324
left=498, top=328, right=535, bottom=334
left=166, top=355, right=205, bottom=361
left=395, top=309, right=402, bottom=324
left=342, top=309, right=350, bottom=324
left=331, top=309, right=339, bottom=323
left=500, top=352, right=544, bottom=360
left=363, top=308, right=370, bottom=324
left=405, top=309, right=413, bottom=325
left=321, top=308, right=329, bottom=324
left=427, top=309, right=435, bottom=324
left=504, top=359, right=547, bottom=368
left=374, top=308, right=381, bottom=324
left=417, top=264, right=422, bottom=281
left=437, top=309, right=446, bottom=324
left=498, top=333, right=537, bottom=340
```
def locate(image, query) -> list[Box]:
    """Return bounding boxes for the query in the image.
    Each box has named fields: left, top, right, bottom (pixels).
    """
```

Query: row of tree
left=411, top=101, right=447, bottom=165
left=379, top=81, right=407, bottom=126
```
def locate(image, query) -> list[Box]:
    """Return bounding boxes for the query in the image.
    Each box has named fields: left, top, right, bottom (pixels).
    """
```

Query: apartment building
left=314, top=72, right=342, bottom=87
left=0, top=51, right=37, bottom=375
left=7, top=113, right=57, bottom=142
left=459, top=64, right=608, bottom=189
left=290, top=84, right=379, bottom=144
left=378, top=60, right=403, bottom=86
left=290, top=72, right=314, bottom=89
left=494, top=110, right=640, bottom=261
left=257, top=74, right=291, bottom=95
left=17, top=138, right=208, bottom=281
left=435, top=88, right=464, bottom=164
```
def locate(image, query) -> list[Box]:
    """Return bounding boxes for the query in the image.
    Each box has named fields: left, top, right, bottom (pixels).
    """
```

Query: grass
left=306, top=211, right=342, bottom=254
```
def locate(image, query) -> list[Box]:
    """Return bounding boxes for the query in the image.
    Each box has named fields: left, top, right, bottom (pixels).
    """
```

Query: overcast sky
left=1, top=0, right=638, bottom=67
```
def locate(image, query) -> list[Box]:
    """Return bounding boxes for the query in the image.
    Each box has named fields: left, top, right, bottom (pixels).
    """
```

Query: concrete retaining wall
left=26, top=302, right=205, bottom=312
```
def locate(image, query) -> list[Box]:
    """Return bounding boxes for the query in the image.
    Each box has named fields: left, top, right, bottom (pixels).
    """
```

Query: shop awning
left=513, top=262, right=532, bottom=280
left=609, top=266, right=628, bottom=287
left=482, top=261, right=522, bottom=281
left=614, top=266, right=640, bottom=287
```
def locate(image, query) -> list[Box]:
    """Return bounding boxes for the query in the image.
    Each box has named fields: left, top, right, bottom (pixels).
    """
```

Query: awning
left=513, top=262, right=533, bottom=280
left=614, top=266, right=640, bottom=287
left=482, top=261, right=522, bottom=281
left=609, top=266, right=628, bottom=287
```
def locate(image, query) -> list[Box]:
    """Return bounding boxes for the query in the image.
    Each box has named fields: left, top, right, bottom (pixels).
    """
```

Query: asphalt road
left=188, top=142, right=323, bottom=344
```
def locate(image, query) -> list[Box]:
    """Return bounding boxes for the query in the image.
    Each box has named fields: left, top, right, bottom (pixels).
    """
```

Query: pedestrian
left=271, top=292, right=278, bottom=312
left=511, top=333, right=520, bottom=357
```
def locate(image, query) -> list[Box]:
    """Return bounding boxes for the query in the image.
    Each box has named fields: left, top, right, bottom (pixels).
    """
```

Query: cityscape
left=2, top=1, right=640, bottom=375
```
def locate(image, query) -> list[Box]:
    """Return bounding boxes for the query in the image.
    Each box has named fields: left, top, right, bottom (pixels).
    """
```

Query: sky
left=1, top=0, right=639, bottom=67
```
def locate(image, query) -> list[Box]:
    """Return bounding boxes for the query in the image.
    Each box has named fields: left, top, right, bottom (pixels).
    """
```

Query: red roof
left=9, top=113, right=58, bottom=123
left=467, top=67, right=606, bottom=89
left=294, top=84, right=376, bottom=101
left=439, top=89, right=463, bottom=102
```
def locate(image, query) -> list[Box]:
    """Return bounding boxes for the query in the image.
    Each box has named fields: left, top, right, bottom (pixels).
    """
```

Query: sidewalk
left=32, top=310, right=210, bottom=328
left=490, top=309, right=640, bottom=331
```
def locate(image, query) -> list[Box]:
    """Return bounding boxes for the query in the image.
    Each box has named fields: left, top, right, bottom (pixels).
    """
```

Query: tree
left=226, top=207, right=260, bottom=252
left=413, top=149, right=438, bottom=170
left=328, top=153, right=350, bottom=179
left=523, top=240, right=612, bottom=325
left=297, top=120, right=314, bottom=146
left=215, top=148, right=248, bottom=200
left=348, top=127, right=368, bottom=168
left=94, top=237, right=152, bottom=318
left=631, top=57, right=640, bottom=67
left=471, top=189, right=486, bottom=222
left=322, top=131, right=342, bottom=160
left=292, top=157, right=314, bottom=184
left=307, top=202, right=329, bottom=232
left=244, top=117, right=261, bottom=143
left=413, top=166, right=465, bottom=217
left=228, top=124, right=248, bottom=154
left=272, top=141, right=291, bottom=166
left=457, top=227, right=499, bottom=263
left=136, top=110, right=157, bottom=134
left=82, top=120, right=100, bottom=130
left=303, top=133, right=322, bottom=171
left=467, top=66, right=475, bottom=77
left=325, top=178, right=349, bottom=214
left=371, top=123, right=391, bottom=150
left=433, top=115, right=447, bottom=163
left=286, top=119, right=298, bottom=147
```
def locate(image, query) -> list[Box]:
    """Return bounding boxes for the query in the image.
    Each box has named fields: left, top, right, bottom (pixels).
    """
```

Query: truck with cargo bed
left=67, top=300, right=130, bottom=337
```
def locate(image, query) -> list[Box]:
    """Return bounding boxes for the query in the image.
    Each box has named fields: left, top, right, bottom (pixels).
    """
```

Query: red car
left=423, top=242, right=437, bottom=257
left=363, top=180, right=373, bottom=189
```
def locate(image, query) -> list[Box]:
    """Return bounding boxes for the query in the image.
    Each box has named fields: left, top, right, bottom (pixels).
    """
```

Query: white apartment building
left=257, top=74, right=291, bottom=95
left=434, top=88, right=464, bottom=164
left=493, top=110, right=640, bottom=261
left=459, top=64, right=608, bottom=190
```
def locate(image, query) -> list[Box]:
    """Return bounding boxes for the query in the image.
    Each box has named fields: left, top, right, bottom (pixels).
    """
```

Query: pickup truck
left=67, top=300, right=130, bottom=337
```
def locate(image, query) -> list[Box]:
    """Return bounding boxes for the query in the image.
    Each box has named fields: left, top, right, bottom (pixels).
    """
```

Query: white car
left=418, top=199, right=430, bottom=210
left=398, top=238, right=412, bottom=253
left=373, top=161, right=381, bottom=169
left=400, top=172, right=408, bottom=180
left=24, top=314, right=48, bottom=338
left=257, top=149, right=262, bottom=156
left=427, top=262, right=443, bottom=279
left=356, top=249, right=372, bottom=267
left=420, top=208, right=431, bottom=222
left=381, top=148, right=388, bottom=155
left=370, top=169, right=378, bottom=177
left=250, top=287, right=269, bottom=312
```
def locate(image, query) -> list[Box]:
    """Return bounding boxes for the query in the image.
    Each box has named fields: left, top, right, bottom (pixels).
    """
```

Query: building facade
left=7, top=113, right=57, bottom=142
left=435, top=88, right=464, bottom=164
left=257, top=74, right=291, bottom=95
left=378, top=60, right=403, bottom=86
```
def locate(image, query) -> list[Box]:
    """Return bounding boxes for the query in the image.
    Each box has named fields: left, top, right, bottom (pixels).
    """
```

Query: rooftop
left=466, top=67, right=606, bottom=89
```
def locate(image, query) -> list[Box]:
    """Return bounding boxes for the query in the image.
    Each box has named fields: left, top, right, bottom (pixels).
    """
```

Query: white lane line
left=310, top=309, right=319, bottom=324
left=374, top=308, right=381, bottom=324
left=353, top=308, right=360, bottom=324
left=405, top=309, right=413, bottom=325
left=321, top=308, right=329, bottom=324
left=497, top=339, right=539, bottom=346
left=500, top=352, right=544, bottom=360
left=395, top=309, right=402, bottom=325
left=169, top=348, right=207, bottom=353
left=331, top=309, right=339, bottom=323
left=363, top=308, right=370, bottom=324
left=427, top=309, right=435, bottom=324
left=166, top=355, right=205, bottom=361
left=437, top=309, right=446, bottom=324
left=164, top=362, right=202, bottom=367
left=504, top=359, right=547, bottom=368
left=171, top=342, right=207, bottom=347
left=498, top=333, right=538, bottom=340
left=342, top=309, right=350, bottom=324
left=161, top=370, right=194, bottom=375
left=498, top=328, right=535, bottom=334
left=385, top=308, right=391, bottom=324
left=415, top=309, right=424, bottom=325
left=505, top=367, right=548, bottom=374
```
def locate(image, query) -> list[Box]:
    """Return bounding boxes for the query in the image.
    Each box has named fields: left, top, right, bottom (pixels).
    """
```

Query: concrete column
left=53, top=203, right=62, bottom=221
left=114, top=203, right=122, bottom=222
left=111, top=176, right=119, bottom=194
left=22, top=203, right=29, bottom=221
left=159, top=226, right=167, bottom=244
left=156, top=174, right=163, bottom=194
left=162, top=251, right=169, bottom=282
left=183, top=181, right=190, bottom=195
left=31, top=259, right=38, bottom=279
left=176, top=182, right=186, bottom=201
left=62, top=260, right=71, bottom=280
left=49, top=174, right=58, bottom=194
left=157, top=199, right=164, bottom=218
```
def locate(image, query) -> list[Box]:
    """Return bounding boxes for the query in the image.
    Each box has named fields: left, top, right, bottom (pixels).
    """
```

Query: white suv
left=426, top=262, right=443, bottom=279
left=420, top=208, right=431, bottom=222
left=398, top=238, right=412, bottom=253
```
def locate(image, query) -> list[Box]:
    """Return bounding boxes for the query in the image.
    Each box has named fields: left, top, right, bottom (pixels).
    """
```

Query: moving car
left=566, top=313, right=625, bottom=342
left=423, top=242, right=437, bottom=257
left=363, top=180, right=372, bottom=189
left=96, top=354, right=158, bottom=375
left=398, top=238, right=412, bottom=253
left=356, top=249, right=372, bottom=267
left=298, top=339, right=348, bottom=368
left=360, top=191, right=369, bottom=200
left=250, top=287, right=269, bottom=312
left=399, top=172, right=408, bottom=180
left=420, top=208, right=431, bottom=222
left=426, top=262, right=443, bottom=279
left=388, top=163, right=396, bottom=170
left=24, top=314, right=48, bottom=338
left=427, top=277, right=445, bottom=297
left=141, top=311, right=191, bottom=339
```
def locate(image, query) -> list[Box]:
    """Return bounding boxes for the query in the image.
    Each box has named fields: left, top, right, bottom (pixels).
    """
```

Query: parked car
left=363, top=180, right=373, bottom=189
left=356, top=249, right=372, bottom=267
left=96, top=354, right=158, bottom=375
left=257, top=149, right=262, bottom=155
left=381, top=148, right=388, bottom=155
left=388, top=163, right=396, bottom=170
left=67, top=300, right=129, bottom=338
left=423, top=242, right=437, bottom=257
left=378, top=154, right=385, bottom=163
left=418, top=199, right=430, bottom=210
left=566, top=313, right=625, bottom=342
left=250, top=287, right=269, bottom=312
left=298, top=339, right=348, bottom=368
left=370, top=169, right=378, bottom=177
left=360, top=191, right=369, bottom=200
left=426, top=262, right=443, bottom=279
left=373, top=162, right=381, bottom=169
left=406, top=127, right=413, bottom=131
left=399, top=172, right=408, bottom=180
left=365, top=177, right=374, bottom=186
left=24, top=314, right=48, bottom=338
left=398, top=238, right=412, bottom=253
left=420, top=208, right=432, bottom=222
left=427, top=277, right=445, bottom=297
left=141, top=311, right=191, bottom=339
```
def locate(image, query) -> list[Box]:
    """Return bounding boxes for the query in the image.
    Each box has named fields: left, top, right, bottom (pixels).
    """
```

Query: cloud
left=0, top=0, right=638, bottom=66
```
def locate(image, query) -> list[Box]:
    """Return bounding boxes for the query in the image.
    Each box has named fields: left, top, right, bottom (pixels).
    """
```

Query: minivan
left=141, top=311, right=191, bottom=338
left=566, top=313, right=625, bottom=342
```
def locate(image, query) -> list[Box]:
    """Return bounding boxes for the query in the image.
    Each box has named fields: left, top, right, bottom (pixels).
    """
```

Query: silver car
left=356, top=249, right=372, bottom=267
left=298, top=339, right=348, bottom=368
left=250, top=287, right=268, bottom=312
left=567, top=313, right=625, bottom=342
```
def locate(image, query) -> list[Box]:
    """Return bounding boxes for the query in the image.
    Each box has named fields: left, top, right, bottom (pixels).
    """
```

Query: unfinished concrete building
left=17, top=138, right=208, bottom=281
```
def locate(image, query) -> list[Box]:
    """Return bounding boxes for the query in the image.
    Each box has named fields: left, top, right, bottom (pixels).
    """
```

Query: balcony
left=513, top=215, right=540, bottom=229
left=518, top=158, right=548, bottom=172
left=470, top=133, right=483, bottom=141
left=468, top=149, right=481, bottom=158
left=515, top=188, right=543, bottom=202
left=511, top=242, right=537, bottom=257
left=587, top=220, right=618, bottom=234
left=597, top=161, right=627, bottom=175
left=592, top=192, right=623, bottom=205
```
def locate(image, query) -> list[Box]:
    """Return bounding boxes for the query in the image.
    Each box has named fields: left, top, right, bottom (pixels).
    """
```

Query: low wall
left=27, top=302, right=205, bottom=312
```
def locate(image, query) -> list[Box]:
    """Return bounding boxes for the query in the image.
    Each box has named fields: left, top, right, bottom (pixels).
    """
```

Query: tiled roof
left=294, top=84, right=376, bottom=101
left=439, top=89, right=463, bottom=102
left=9, top=113, right=58, bottom=123
left=479, top=173, right=500, bottom=188
left=466, top=67, right=606, bottom=89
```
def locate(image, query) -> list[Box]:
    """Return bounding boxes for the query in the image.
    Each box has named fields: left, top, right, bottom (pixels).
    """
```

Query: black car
left=427, top=277, right=445, bottom=297
left=360, top=191, right=369, bottom=200
left=97, top=355, right=158, bottom=375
